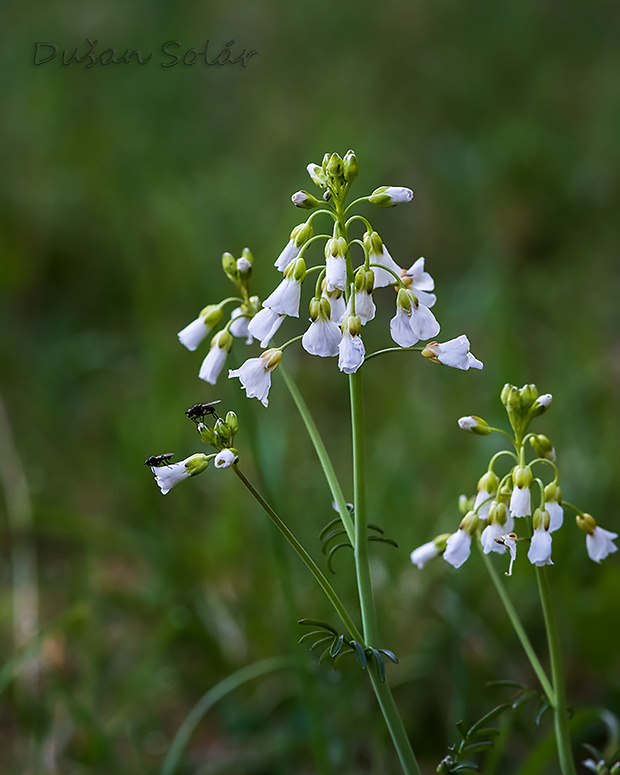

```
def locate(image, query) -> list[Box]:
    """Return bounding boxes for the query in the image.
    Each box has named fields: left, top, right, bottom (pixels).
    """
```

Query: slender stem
left=480, top=547, right=555, bottom=703
left=233, top=466, right=363, bottom=643
left=280, top=366, right=355, bottom=545
left=349, top=371, right=378, bottom=644
left=536, top=566, right=577, bottom=775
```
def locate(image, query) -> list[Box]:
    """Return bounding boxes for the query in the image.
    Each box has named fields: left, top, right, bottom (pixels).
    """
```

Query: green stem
left=480, top=547, right=554, bottom=703
left=536, top=566, right=577, bottom=775
left=349, top=370, right=377, bottom=644
left=280, top=366, right=355, bottom=545
left=233, top=466, right=362, bottom=643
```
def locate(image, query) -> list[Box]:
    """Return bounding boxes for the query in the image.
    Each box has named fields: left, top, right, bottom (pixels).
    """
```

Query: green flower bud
left=214, top=417, right=232, bottom=444
left=532, top=507, right=550, bottom=531
left=263, top=348, right=283, bottom=371
left=291, top=190, right=321, bottom=209
left=488, top=500, right=508, bottom=526
left=185, top=453, right=210, bottom=477
left=199, top=424, right=217, bottom=446
left=222, top=251, right=237, bottom=281
left=513, top=465, right=533, bottom=489
left=327, top=152, right=343, bottom=178
left=292, top=222, right=313, bottom=248
left=457, top=415, right=491, bottom=435
left=520, top=384, right=539, bottom=410
left=341, top=312, right=362, bottom=338
left=530, top=434, right=556, bottom=461
left=576, top=512, right=597, bottom=535
left=200, top=304, right=224, bottom=328
left=368, top=186, right=414, bottom=207
left=225, top=411, right=238, bottom=435
left=343, top=150, right=359, bottom=182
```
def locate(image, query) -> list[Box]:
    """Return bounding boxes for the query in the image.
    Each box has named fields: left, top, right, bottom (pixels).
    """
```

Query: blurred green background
left=1, top=0, right=619, bottom=772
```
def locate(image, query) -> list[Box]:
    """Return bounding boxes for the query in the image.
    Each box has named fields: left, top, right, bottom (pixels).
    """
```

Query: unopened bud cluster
left=411, top=384, right=617, bottom=572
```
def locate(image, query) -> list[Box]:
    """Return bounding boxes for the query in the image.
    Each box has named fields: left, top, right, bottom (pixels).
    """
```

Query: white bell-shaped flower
left=228, top=348, right=282, bottom=407
left=248, top=308, right=285, bottom=348
left=528, top=524, right=553, bottom=566
left=151, top=454, right=209, bottom=495
left=421, top=335, right=483, bottom=370
left=586, top=526, right=618, bottom=563
left=443, top=529, right=472, bottom=569
left=199, top=340, right=228, bottom=385
left=410, top=541, right=440, bottom=569
left=302, top=318, right=341, bottom=357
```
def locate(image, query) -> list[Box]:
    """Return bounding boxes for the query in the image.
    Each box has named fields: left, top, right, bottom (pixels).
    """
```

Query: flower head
left=338, top=314, right=365, bottom=374
left=421, top=335, right=483, bottom=370
left=199, top=330, right=233, bottom=385
left=151, top=454, right=209, bottom=495
left=528, top=511, right=553, bottom=566
left=178, top=304, right=223, bottom=351
left=509, top=466, right=533, bottom=518
left=577, top=514, right=618, bottom=563
left=228, top=348, right=282, bottom=407
left=400, top=257, right=436, bottom=308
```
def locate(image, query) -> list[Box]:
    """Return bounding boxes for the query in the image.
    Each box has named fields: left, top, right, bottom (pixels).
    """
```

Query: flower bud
left=236, top=257, right=252, bottom=275
left=531, top=393, right=553, bottom=417
left=532, top=507, right=550, bottom=531
left=529, top=434, right=555, bottom=461
left=263, top=348, right=283, bottom=371
left=222, top=251, right=237, bottom=281
left=291, top=190, right=321, bottom=209
left=306, top=163, right=327, bottom=188
left=199, top=424, right=217, bottom=445
left=200, top=304, right=224, bottom=328
left=214, top=448, right=237, bottom=469
left=513, top=465, right=533, bottom=489
left=520, top=384, right=539, bottom=410
left=576, top=512, right=597, bottom=535
left=327, top=152, right=343, bottom=179
left=368, top=186, right=414, bottom=207
left=343, top=150, right=359, bottom=182
left=292, top=222, right=313, bottom=248
left=214, top=417, right=232, bottom=444
left=225, top=411, right=239, bottom=435
left=457, top=415, right=491, bottom=435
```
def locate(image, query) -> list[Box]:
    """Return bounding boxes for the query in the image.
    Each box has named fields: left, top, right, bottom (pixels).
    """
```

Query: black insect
left=144, top=453, right=174, bottom=467
left=185, top=401, right=221, bottom=422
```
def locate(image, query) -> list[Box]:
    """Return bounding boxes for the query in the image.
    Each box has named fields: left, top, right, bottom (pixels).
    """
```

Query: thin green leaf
left=351, top=640, right=367, bottom=669
left=467, top=704, right=510, bottom=736
left=309, top=636, right=333, bottom=652
left=377, top=648, right=398, bottom=664
left=298, top=618, right=338, bottom=634
left=330, top=634, right=345, bottom=658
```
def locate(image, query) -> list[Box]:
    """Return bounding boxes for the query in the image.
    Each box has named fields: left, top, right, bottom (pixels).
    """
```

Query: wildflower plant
left=146, top=152, right=616, bottom=774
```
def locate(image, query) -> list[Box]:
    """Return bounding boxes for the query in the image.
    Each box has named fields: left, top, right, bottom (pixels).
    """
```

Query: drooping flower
left=248, top=307, right=286, bottom=348
left=228, top=348, right=282, bottom=407
left=443, top=529, right=472, bottom=569
left=410, top=301, right=441, bottom=341
left=151, top=454, right=209, bottom=495
left=473, top=470, right=499, bottom=519
left=480, top=502, right=514, bottom=554
left=400, top=257, right=436, bottom=308
left=364, top=231, right=402, bottom=288
left=528, top=513, right=553, bottom=566
left=577, top=513, right=618, bottom=563
left=302, top=297, right=341, bottom=357
left=214, top=449, right=237, bottom=469
left=390, top=288, right=440, bottom=348
left=421, top=335, right=483, bottom=370
left=322, top=287, right=346, bottom=326
left=199, top=330, right=233, bottom=385
left=410, top=534, right=450, bottom=569
left=261, top=258, right=306, bottom=318
left=509, top=466, right=533, bottom=518
left=338, top=313, right=365, bottom=374
left=274, top=223, right=313, bottom=272
left=178, top=304, right=223, bottom=351
left=544, top=482, right=563, bottom=532
left=325, top=237, right=348, bottom=292
left=229, top=306, right=253, bottom=345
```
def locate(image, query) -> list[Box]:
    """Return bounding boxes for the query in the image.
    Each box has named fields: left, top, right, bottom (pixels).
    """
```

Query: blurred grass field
left=1, top=0, right=620, bottom=772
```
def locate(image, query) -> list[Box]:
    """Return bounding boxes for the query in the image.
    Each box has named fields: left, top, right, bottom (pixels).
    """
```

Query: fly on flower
left=185, top=401, right=222, bottom=423
left=144, top=453, right=174, bottom=467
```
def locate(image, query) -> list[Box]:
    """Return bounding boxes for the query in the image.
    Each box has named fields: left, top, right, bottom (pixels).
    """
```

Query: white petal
left=214, top=449, right=236, bottom=469
left=390, top=308, right=418, bottom=348
left=586, top=527, right=618, bottom=563
left=528, top=527, right=553, bottom=566
left=410, top=304, right=440, bottom=341
left=510, top=486, right=531, bottom=518
left=198, top=345, right=228, bottom=385
left=546, top=501, right=564, bottom=532
left=178, top=317, right=209, bottom=351
left=404, top=257, right=435, bottom=292
left=151, top=461, right=190, bottom=495
left=410, top=541, right=439, bottom=568
left=325, top=255, right=347, bottom=293
left=338, top=332, right=365, bottom=373
left=370, top=245, right=402, bottom=288
left=229, top=358, right=272, bottom=406
left=248, top=308, right=285, bottom=348
left=443, top=529, right=472, bottom=568
left=302, top=319, right=341, bottom=357
left=354, top=292, right=376, bottom=324
left=262, top=278, right=301, bottom=317
left=275, top=239, right=299, bottom=272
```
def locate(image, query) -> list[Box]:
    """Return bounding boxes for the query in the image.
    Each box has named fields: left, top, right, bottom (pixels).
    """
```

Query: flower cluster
left=146, top=402, right=239, bottom=495
left=411, top=384, right=617, bottom=573
left=177, top=151, right=482, bottom=407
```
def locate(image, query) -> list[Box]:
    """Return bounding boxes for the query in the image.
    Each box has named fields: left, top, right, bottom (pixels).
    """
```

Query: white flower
left=322, top=289, right=346, bottom=325
left=586, top=526, right=618, bottom=563
left=421, top=335, right=483, bottom=370
left=390, top=306, right=418, bottom=348
left=177, top=317, right=209, bottom=351
left=229, top=307, right=253, bottom=344
left=199, top=342, right=228, bottom=385
left=352, top=291, right=376, bottom=325
left=368, top=242, right=402, bottom=288
left=325, top=254, right=347, bottom=293
left=338, top=330, right=365, bottom=373
left=510, top=485, right=531, bottom=518
left=528, top=525, right=553, bottom=566
left=546, top=501, right=564, bottom=532
left=228, top=349, right=282, bottom=407
left=410, top=541, right=440, bottom=569
left=236, top=257, right=251, bottom=274
left=410, top=303, right=440, bottom=341
left=443, top=529, right=472, bottom=569
left=248, top=308, right=285, bottom=348
left=401, top=257, right=437, bottom=308
left=214, top=449, right=236, bottom=469
left=473, top=489, right=494, bottom=520
left=481, top=515, right=515, bottom=554
left=302, top=318, right=341, bottom=357
left=274, top=239, right=299, bottom=271
left=262, top=277, right=302, bottom=318
left=151, top=454, right=209, bottom=495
